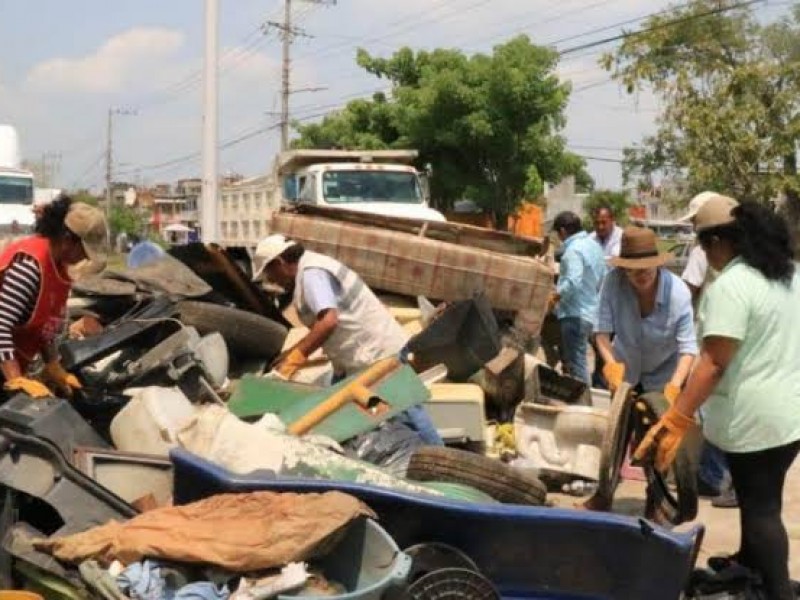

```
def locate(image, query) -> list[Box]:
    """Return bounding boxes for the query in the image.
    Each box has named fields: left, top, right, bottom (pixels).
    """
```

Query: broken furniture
left=171, top=448, right=704, bottom=600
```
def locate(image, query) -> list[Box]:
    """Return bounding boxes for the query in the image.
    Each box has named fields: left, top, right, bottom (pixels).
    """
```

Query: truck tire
left=407, top=447, right=547, bottom=506
left=176, top=301, right=287, bottom=361
left=633, top=392, right=701, bottom=527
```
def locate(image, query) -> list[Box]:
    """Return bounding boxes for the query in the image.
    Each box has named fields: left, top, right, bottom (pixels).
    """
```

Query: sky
left=0, top=0, right=792, bottom=194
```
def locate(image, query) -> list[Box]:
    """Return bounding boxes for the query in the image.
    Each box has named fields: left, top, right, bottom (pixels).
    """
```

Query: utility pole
left=281, top=0, right=292, bottom=152
left=269, top=0, right=335, bottom=151
left=105, top=107, right=136, bottom=227
left=201, top=0, right=219, bottom=243
left=105, top=108, right=113, bottom=225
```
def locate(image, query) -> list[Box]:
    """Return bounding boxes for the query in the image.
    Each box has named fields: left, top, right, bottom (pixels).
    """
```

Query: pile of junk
left=0, top=225, right=706, bottom=599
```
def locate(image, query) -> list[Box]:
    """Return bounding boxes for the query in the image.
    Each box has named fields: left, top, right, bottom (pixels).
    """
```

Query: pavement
left=550, top=457, right=800, bottom=578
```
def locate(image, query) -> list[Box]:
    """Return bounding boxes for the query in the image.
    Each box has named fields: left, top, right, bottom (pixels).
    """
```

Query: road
left=551, top=458, right=800, bottom=577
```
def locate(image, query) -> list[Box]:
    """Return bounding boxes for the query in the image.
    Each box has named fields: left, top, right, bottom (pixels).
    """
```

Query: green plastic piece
left=228, top=364, right=430, bottom=442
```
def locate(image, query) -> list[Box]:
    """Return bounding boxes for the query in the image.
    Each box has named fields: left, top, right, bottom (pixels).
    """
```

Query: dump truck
left=217, top=149, right=445, bottom=252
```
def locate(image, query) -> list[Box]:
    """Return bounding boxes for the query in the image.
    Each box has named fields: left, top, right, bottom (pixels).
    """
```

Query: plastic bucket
left=279, top=518, right=410, bottom=600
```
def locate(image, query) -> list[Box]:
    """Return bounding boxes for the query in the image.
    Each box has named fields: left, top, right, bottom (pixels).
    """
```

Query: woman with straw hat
left=594, top=226, right=698, bottom=400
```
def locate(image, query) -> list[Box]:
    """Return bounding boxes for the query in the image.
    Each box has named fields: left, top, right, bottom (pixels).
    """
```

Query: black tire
left=633, top=392, right=701, bottom=527
left=593, top=382, right=634, bottom=509
left=175, top=300, right=288, bottom=361
left=406, top=447, right=547, bottom=506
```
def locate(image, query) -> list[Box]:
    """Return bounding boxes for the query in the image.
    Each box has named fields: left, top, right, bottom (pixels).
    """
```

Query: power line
left=557, top=0, right=763, bottom=56
left=70, top=150, right=106, bottom=189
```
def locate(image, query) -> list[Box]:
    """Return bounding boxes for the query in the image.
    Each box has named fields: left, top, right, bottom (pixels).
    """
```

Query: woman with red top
left=0, top=196, right=107, bottom=399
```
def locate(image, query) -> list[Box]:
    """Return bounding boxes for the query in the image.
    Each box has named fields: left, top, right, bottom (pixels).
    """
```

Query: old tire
left=593, top=382, right=634, bottom=509
left=633, top=392, right=701, bottom=527
left=176, top=300, right=287, bottom=361
left=406, top=447, right=547, bottom=506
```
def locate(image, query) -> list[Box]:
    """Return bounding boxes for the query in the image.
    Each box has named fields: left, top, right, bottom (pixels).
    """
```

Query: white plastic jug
left=110, top=387, right=197, bottom=456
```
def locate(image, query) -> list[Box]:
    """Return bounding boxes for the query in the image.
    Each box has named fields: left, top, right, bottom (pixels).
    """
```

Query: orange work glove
left=633, top=406, right=696, bottom=472
left=41, top=361, right=82, bottom=398
left=3, top=376, right=53, bottom=399
left=663, top=382, right=681, bottom=405
left=547, top=292, right=560, bottom=313
left=602, top=361, right=625, bottom=392
left=275, top=348, right=307, bottom=380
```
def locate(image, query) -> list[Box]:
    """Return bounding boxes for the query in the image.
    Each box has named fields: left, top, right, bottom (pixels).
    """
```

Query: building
left=219, top=175, right=278, bottom=247
left=543, top=176, right=590, bottom=227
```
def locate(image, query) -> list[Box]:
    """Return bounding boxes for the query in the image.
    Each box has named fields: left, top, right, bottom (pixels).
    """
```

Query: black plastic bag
left=343, top=419, right=427, bottom=477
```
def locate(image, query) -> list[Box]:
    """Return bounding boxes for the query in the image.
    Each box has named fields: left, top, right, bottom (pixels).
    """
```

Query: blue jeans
left=699, top=440, right=730, bottom=492
left=559, top=317, right=593, bottom=384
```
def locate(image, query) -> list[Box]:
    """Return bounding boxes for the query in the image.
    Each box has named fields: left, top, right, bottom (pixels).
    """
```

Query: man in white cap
left=680, top=191, right=721, bottom=306
left=251, top=234, right=441, bottom=444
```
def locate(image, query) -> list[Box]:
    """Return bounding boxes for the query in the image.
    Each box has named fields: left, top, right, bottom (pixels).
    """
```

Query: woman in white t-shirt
left=636, top=196, right=800, bottom=599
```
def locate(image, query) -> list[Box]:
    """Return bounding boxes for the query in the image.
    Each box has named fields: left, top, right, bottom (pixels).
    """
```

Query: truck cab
left=279, top=150, right=446, bottom=222
left=0, top=125, right=36, bottom=239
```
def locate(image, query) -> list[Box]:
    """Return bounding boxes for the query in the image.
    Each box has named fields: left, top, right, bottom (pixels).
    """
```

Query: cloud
left=25, top=28, right=184, bottom=94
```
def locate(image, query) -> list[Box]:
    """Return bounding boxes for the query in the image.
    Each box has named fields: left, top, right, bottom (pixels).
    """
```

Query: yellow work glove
left=663, top=383, right=681, bottom=405
left=602, top=361, right=625, bottom=393
left=633, top=406, right=696, bottom=472
left=275, top=348, right=306, bottom=380
left=41, top=361, right=82, bottom=398
left=4, top=376, right=53, bottom=399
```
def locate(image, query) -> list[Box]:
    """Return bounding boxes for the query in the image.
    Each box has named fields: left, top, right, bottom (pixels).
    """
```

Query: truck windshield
left=0, top=175, right=34, bottom=205
left=321, top=170, right=422, bottom=204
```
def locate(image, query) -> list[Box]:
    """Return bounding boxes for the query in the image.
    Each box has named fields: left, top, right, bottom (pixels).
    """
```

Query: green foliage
left=109, top=204, right=144, bottom=237
left=70, top=190, right=100, bottom=206
left=583, top=189, right=631, bottom=227
left=293, top=36, right=591, bottom=225
left=602, top=0, right=800, bottom=245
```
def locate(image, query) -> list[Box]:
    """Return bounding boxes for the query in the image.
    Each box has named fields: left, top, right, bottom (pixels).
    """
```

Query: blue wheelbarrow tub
left=170, top=448, right=703, bottom=600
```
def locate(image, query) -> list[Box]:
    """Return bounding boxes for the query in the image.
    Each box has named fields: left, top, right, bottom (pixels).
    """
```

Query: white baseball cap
left=680, top=191, right=723, bottom=222
left=251, top=234, right=296, bottom=281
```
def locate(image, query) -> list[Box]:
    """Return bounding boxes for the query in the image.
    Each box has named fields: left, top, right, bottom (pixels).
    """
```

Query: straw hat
left=609, top=226, right=672, bottom=270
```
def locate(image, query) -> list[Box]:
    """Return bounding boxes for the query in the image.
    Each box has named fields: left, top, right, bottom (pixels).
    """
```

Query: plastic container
left=426, top=384, right=487, bottom=447
left=110, top=387, right=197, bottom=456
left=531, top=364, right=590, bottom=406
left=407, top=295, right=501, bottom=381
left=279, top=518, right=411, bottom=600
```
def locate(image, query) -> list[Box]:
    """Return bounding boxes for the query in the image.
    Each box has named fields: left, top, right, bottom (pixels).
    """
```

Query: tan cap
left=680, top=191, right=721, bottom=222
left=251, top=234, right=296, bottom=281
left=693, top=194, right=739, bottom=232
left=64, top=202, right=107, bottom=265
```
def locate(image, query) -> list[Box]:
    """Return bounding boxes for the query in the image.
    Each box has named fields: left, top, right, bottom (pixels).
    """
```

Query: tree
left=584, top=189, right=631, bottom=226
left=293, top=36, right=593, bottom=225
left=109, top=204, right=144, bottom=238
left=602, top=0, right=800, bottom=249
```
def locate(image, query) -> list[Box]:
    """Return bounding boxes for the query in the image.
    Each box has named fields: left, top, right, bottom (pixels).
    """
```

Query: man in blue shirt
left=553, top=211, right=607, bottom=383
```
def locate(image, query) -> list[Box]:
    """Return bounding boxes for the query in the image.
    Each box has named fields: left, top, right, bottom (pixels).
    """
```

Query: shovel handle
left=288, top=357, right=400, bottom=435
